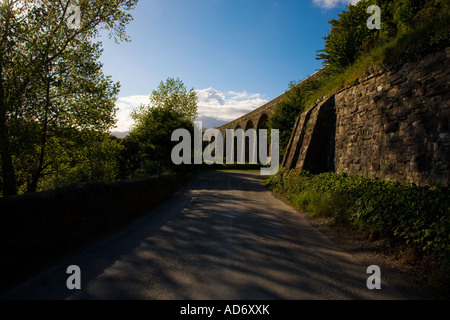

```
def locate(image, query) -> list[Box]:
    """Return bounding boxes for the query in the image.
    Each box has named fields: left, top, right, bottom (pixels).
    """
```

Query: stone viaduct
left=215, top=94, right=284, bottom=163
left=217, top=93, right=284, bottom=139
left=217, top=69, right=324, bottom=138
left=216, top=69, right=324, bottom=163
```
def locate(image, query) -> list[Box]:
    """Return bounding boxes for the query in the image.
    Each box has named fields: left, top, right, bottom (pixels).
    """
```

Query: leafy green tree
left=37, top=131, right=124, bottom=191
left=316, top=0, right=387, bottom=72
left=391, top=0, right=450, bottom=33
left=133, top=77, right=198, bottom=125
left=316, top=0, right=448, bottom=72
left=120, top=78, right=198, bottom=178
left=0, top=0, right=138, bottom=196
left=120, top=107, right=193, bottom=178
left=21, top=40, right=120, bottom=193
left=392, top=0, right=417, bottom=34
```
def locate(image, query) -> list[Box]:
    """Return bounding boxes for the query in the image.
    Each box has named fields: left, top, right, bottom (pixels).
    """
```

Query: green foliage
left=0, top=0, right=138, bottom=196
left=7, top=123, right=124, bottom=194
left=119, top=77, right=198, bottom=179
left=315, top=0, right=450, bottom=72
left=268, top=77, right=324, bottom=158
left=268, top=170, right=450, bottom=285
left=121, top=106, right=195, bottom=179
left=268, top=0, right=450, bottom=164
left=268, top=84, right=304, bottom=158
left=133, top=77, right=198, bottom=124
left=37, top=131, right=124, bottom=191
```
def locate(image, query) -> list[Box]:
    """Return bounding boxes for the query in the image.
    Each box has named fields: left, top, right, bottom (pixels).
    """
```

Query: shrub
left=267, top=170, right=450, bottom=276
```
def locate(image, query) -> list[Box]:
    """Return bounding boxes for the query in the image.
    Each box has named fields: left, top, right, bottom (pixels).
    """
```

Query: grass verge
left=267, top=169, right=450, bottom=299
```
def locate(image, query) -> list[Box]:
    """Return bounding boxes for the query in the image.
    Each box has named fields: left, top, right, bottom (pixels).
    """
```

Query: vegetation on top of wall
left=267, top=78, right=320, bottom=159
left=267, top=169, right=450, bottom=299
left=269, top=0, right=450, bottom=159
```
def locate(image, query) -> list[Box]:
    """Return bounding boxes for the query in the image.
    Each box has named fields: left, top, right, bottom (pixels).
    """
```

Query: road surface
left=1, top=171, right=403, bottom=300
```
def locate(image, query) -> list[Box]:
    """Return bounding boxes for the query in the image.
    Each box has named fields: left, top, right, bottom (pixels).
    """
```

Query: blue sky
left=100, top=0, right=360, bottom=131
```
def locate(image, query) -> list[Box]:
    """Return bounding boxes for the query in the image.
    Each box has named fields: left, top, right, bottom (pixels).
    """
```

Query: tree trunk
left=27, top=122, right=47, bottom=194
left=27, top=78, right=51, bottom=194
left=0, top=60, right=17, bottom=197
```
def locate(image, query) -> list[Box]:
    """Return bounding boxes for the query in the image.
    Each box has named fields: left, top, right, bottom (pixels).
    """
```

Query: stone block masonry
left=283, top=47, right=450, bottom=186
left=282, top=96, right=336, bottom=174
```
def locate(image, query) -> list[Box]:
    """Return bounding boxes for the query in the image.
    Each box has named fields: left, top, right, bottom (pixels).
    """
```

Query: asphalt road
left=2, top=170, right=404, bottom=300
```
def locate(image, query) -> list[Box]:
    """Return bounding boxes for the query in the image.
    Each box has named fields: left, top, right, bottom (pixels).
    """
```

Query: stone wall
left=0, top=174, right=176, bottom=293
left=283, top=47, right=450, bottom=186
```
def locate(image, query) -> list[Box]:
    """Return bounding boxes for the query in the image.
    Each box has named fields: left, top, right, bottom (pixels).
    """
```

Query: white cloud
left=113, top=88, right=268, bottom=132
left=313, top=0, right=360, bottom=9
left=227, top=90, right=261, bottom=100
left=196, top=88, right=268, bottom=125
left=113, top=95, right=149, bottom=132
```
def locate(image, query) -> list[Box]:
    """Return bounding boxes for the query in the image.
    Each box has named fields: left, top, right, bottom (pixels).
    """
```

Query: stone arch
left=257, top=113, right=269, bottom=130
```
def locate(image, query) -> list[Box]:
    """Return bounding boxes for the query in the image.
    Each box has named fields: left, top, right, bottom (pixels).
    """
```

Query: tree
left=315, top=0, right=447, bottom=72
left=133, top=77, right=198, bottom=125
left=36, top=130, right=124, bottom=191
left=0, top=0, right=138, bottom=196
left=316, top=1, right=383, bottom=72
left=120, top=107, right=193, bottom=178
left=21, top=40, right=120, bottom=193
left=121, top=77, right=198, bottom=178
left=0, top=0, right=22, bottom=196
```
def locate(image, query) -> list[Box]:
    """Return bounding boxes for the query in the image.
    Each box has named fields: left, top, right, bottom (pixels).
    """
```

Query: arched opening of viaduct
left=221, top=113, right=270, bottom=164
